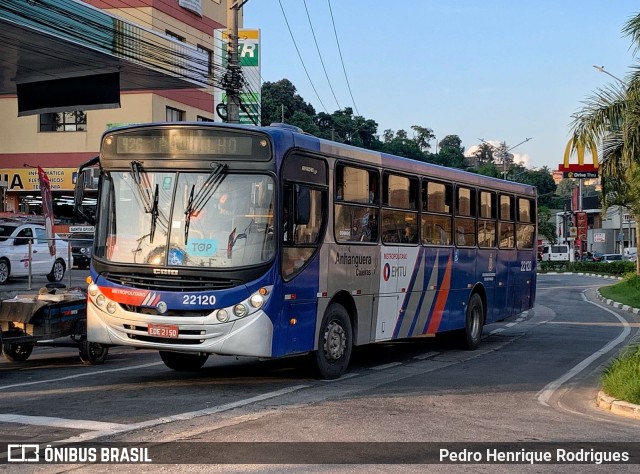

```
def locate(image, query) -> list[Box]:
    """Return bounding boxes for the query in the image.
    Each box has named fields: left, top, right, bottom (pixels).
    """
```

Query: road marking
left=536, top=292, right=631, bottom=407
left=490, top=328, right=505, bottom=334
left=0, top=414, right=128, bottom=431
left=319, top=372, right=360, bottom=382
left=370, top=362, right=403, bottom=370
left=413, top=351, right=440, bottom=360
left=57, top=385, right=310, bottom=444
left=0, top=362, right=165, bottom=391
left=505, top=323, right=516, bottom=327
left=0, top=385, right=310, bottom=461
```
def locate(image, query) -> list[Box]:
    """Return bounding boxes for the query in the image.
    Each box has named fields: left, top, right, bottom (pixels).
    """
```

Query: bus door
left=495, top=194, right=517, bottom=319
left=279, top=155, right=328, bottom=355
left=376, top=245, right=399, bottom=341
left=477, top=192, right=497, bottom=323
left=513, top=198, right=536, bottom=313
left=476, top=248, right=496, bottom=322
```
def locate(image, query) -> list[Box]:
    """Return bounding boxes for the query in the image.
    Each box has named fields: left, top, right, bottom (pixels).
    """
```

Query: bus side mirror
left=295, top=185, right=310, bottom=226
left=74, top=157, right=99, bottom=225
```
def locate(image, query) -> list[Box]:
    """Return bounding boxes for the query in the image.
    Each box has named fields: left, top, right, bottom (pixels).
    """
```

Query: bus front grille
left=102, top=272, right=241, bottom=292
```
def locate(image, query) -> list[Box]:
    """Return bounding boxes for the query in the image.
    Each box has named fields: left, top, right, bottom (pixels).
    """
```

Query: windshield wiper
left=184, top=163, right=227, bottom=244
left=130, top=160, right=169, bottom=238
left=184, top=185, right=195, bottom=244
left=150, top=183, right=159, bottom=244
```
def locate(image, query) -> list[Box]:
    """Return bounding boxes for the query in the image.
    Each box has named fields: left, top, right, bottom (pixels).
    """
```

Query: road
left=0, top=273, right=638, bottom=472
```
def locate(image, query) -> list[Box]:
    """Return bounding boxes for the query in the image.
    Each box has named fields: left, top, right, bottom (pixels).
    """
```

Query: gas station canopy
left=0, top=0, right=210, bottom=115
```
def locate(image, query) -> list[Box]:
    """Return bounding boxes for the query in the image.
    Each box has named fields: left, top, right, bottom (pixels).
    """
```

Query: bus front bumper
left=86, top=301, right=273, bottom=358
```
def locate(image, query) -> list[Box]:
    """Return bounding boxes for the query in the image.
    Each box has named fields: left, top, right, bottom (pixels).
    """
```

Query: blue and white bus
left=74, top=122, right=537, bottom=379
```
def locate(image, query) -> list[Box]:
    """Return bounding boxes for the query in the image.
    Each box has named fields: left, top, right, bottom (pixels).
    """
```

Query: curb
left=596, top=391, right=640, bottom=420
left=539, top=271, right=623, bottom=281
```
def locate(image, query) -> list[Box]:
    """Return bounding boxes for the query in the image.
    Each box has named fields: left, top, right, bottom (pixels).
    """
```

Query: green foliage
left=539, top=260, right=635, bottom=275
left=602, top=344, right=640, bottom=405
left=476, top=162, right=501, bottom=178
left=537, top=207, right=557, bottom=243
left=260, top=79, right=315, bottom=126
left=599, top=276, right=640, bottom=307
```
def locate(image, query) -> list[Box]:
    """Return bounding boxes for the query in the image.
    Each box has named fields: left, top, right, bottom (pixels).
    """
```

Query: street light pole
left=478, top=137, right=532, bottom=179
left=592, top=65, right=627, bottom=86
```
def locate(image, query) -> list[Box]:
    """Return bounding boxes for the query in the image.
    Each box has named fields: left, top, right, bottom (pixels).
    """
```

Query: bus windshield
left=95, top=170, right=275, bottom=268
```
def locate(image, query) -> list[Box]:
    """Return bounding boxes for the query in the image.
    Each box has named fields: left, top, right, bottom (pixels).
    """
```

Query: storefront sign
left=0, top=168, right=78, bottom=191
left=70, top=225, right=95, bottom=233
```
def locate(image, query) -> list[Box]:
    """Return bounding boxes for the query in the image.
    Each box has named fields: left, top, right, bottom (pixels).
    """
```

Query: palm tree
left=569, top=13, right=640, bottom=274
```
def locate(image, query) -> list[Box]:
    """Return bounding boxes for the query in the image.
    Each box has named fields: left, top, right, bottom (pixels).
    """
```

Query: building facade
left=0, top=0, right=234, bottom=226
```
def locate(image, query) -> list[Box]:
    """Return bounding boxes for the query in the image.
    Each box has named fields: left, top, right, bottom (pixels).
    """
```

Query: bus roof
left=101, top=122, right=537, bottom=197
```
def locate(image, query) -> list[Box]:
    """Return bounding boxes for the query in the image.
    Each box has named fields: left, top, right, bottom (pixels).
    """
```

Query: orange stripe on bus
left=425, top=255, right=453, bottom=335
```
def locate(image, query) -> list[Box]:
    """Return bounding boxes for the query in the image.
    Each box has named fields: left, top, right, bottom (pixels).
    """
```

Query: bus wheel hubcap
left=324, top=321, right=346, bottom=361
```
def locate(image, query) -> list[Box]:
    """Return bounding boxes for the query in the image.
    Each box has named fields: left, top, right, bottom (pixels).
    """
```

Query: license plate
left=148, top=324, right=179, bottom=338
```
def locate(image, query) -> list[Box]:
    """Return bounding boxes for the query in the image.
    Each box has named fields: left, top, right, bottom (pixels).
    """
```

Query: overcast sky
left=244, top=1, right=637, bottom=170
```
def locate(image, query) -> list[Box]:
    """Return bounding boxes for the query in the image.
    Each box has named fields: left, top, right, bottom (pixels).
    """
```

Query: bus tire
left=79, top=340, right=109, bottom=365
left=460, top=293, right=484, bottom=350
left=2, top=342, right=33, bottom=362
left=159, top=351, right=209, bottom=372
left=314, top=303, right=352, bottom=380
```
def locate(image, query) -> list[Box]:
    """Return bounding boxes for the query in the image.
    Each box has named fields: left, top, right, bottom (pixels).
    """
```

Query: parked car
left=624, top=247, right=637, bottom=262
left=600, top=253, right=623, bottom=263
left=0, top=220, right=70, bottom=284
left=68, top=233, right=93, bottom=269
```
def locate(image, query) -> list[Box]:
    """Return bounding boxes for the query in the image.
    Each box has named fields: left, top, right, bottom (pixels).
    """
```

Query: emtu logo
left=383, top=263, right=391, bottom=281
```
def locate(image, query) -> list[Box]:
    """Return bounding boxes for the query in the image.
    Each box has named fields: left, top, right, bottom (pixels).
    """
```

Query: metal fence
left=1, top=235, right=91, bottom=292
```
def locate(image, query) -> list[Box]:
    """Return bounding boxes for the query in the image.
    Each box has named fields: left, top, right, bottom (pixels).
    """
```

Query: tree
left=410, top=125, right=435, bottom=152
left=435, top=135, right=466, bottom=169
left=569, top=13, right=640, bottom=273
left=538, top=206, right=557, bottom=244
left=379, top=129, right=425, bottom=160
left=261, top=79, right=315, bottom=126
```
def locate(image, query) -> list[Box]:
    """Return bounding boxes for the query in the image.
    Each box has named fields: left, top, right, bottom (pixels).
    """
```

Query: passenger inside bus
left=403, top=225, right=416, bottom=243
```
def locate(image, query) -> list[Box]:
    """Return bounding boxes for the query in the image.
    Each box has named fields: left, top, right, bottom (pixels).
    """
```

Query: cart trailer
left=0, top=288, right=108, bottom=365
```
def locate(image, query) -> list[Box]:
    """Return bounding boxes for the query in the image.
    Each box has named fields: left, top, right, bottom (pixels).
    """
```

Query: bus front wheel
left=159, top=351, right=209, bottom=371
left=459, top=293, right=484, bottom=350
left=314, top=304, right=352, bottom=380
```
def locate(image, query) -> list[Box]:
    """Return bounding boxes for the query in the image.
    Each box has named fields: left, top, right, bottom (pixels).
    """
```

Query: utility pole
left=225, top=1, right=246, bottom=123
left=478, top=137, right=532, bottom=179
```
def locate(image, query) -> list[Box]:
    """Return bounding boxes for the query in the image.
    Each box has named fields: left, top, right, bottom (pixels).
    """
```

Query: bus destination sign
left=110, top=131, right=258, bottom=156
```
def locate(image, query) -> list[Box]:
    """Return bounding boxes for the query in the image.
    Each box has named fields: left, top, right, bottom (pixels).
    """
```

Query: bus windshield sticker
left=187, top=238, right=218, bottom=257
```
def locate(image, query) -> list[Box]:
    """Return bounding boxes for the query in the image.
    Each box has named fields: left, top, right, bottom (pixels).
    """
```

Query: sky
left=243, top=0, right=639, bottom=171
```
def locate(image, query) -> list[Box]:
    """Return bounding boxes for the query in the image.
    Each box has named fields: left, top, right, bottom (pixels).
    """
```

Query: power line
left=327, top=0, right=359, bottom=116
left=303, top=0, right=340, bottom=110
left=277, top=0, right=328, bottom=114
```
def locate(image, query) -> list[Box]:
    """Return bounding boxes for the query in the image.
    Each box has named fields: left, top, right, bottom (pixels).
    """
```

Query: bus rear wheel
left=313, top=304, right=352, bottom=380
left=459, top=293, right=484, bottom=350
left=159, top=351, right=209, bottom=371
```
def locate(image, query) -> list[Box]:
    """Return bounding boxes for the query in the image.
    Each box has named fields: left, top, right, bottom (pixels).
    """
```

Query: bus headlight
left=233, top=304, right=247, bottom=318
left=249, top=293, right=264, bottom=309
left=96, top=294, right=106, bottom=307
left=88, top=283, right=99, bottom=296
left=106, top=301, right=117, bottom=314
left=216, top=309, right=230, bottom=323
left=210, top=286, right=273, bottom=324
